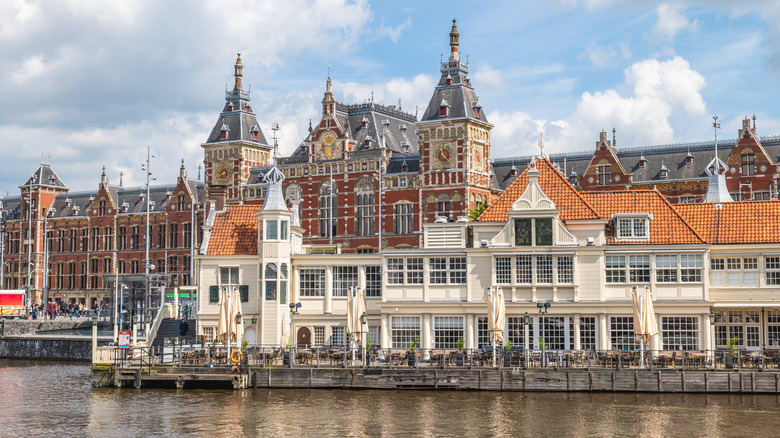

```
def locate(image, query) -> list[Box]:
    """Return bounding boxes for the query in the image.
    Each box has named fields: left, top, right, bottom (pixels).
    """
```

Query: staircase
left=152, top=318, right=196, bottom=348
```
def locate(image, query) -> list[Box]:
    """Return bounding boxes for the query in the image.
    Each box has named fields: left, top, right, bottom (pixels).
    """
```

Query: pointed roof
left=21, top=163, right=68, bottom=190
left=479, top=158, right=600, bottom=222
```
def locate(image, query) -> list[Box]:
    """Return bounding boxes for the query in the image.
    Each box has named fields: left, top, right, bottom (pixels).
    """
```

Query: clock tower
left=418, top=20, right=494, bottom=224
left=203, top=54, right=272, bottom=210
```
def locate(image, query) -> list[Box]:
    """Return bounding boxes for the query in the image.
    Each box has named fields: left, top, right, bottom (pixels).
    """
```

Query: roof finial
left=612, top=127, right=616, bottom=147
left=712, top=114, right=721, bottom=173
left=753, top=113, right=757, bottom=131
left=100, top=166, right=108, bottom=187
left=119, top=171, right=124, bottom=187
left=538, top=133, right=546, bottom=158
left=233, top=53, right=243, bottom=91
left=179, top=159, right=187, bottom=182
left=197, top=165, right=202, bottom=181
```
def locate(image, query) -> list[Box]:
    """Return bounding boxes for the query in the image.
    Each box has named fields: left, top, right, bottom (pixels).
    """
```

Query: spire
left=262, top=123, right=287, bottom=211
left=449, top=19, right=460, bottom=62
left=704, top=114, right=733, bottom=203
left=233, top=53, right=243, bottom=91
left=538, top=133, right=546, bottom=158
left=322, top=65, right=336, bottom=116
left=100, top=166, right=108, bottom=187
left=179, top=159, right=187, bottom=182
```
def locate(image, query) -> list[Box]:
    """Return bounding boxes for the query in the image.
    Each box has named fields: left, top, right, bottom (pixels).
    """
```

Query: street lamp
left=288, top=302, right=302, bottom=367
left=0, top=199, right=7, bottom=289
left=523, top=311, right=531, bottom=367
left=537, top=301, right=551, bottom=367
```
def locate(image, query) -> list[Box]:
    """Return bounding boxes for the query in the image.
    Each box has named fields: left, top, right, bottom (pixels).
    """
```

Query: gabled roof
left=674, top=200, right=780, bottom=244
left=582, top=191, right=705, bottom=245
left=479, top=158, right=600, bottom=222
left=205, top=205, right=259, bottom=255
left=21, top=163, right=67, bottom=189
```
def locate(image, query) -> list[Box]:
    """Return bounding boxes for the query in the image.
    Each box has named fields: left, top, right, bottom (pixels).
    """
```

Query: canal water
left=2, top=359, right=779, bottom=437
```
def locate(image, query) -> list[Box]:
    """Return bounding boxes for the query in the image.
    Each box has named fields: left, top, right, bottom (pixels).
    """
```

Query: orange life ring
left=230, top=349, right=243, bottom=364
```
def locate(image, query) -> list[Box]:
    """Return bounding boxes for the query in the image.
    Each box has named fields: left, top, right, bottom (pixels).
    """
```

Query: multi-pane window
left=332, top=266, right=358, bottom=297
left=368, top=326, right=380, bottom=348
left=536, top=255, right=553, bottom=284
left=711, top=257, right=758, bottom=287
left=386, top=257, right=423, bottom=285
left=661, top=316, right=699, bottom=350
left=365, top=266, right=381, bottom=297
left=117, top=227, right=126, bottom=250
left=713, top=310, right=760, bottom=347
left=516, top=255, right=532, bottom=283
left=628, top=255, right=650, bottom=283
left=616, top=218, right=648, bottom=239
left=280, top=264, right=288, bottom=304
left=477, top=317, right=490, bottom=348
left=183, top=223, right=192, bottom=246
left=433, top=316, right=464, bottom=349
left=579, top=316, right=597, bottom=350
left=680, top=254, right=702, bottom=282
left=157, top=224, right=165, bottom=248
left=318, top=183, right=337, bottom=238
left=429, top=257, right=467, bottom=284
left=557, top=256, right=573, bottom=284
left=597, top=165, right=610, bottom=186
left=656, top=255, right=677, bottom=283
left=605, top=256, right=626, bottom=283
left=264, top=263, right=277, bottom=301
left=169, top=223, right=179, bottom=248
left=540, top=316, right=567, bottom=350
left=313, top=326, right=326, bottom=345
left=496, top=257, right=512, bottom=284
left=394, top=202, right=414, bottom=234
left=391, top=316, right=421, bottom=349
left=299, top=268, right=325, bottom=297
left=265, top=220, right=278, bottom=240
left=103, top=227, right=113, bottom=250
left=514, top=218, right=553, bottom=247
left=355, top=180, right=375, bottom=236
left=507, top=316, right=533, bottom=348
left=610, top=316, right=637, bottom=350
left=767, top=311, right=780, bottom=347
left=766, top=257, right=780, bottom=285
left=741, top=154, right=755, bottom=176
left=330, top=326, right=346, bottom=346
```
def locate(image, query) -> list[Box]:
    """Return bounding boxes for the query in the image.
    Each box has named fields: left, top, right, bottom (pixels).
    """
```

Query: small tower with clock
left=417, top=19, right=494, bottom=224
left=202, top=54, right=272, bottom=210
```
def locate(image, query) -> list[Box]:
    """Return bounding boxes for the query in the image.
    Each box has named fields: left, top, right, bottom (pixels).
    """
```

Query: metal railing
left=129, top=344, right=780, bottom=371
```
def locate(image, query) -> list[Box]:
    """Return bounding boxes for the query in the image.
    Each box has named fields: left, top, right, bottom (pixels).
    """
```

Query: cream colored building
left=197, top=158, right=780, bottom=353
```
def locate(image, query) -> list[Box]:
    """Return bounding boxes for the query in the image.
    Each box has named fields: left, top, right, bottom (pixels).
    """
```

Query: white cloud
left=647, top=3, right=699, bottom=41
left=472, top=64, right=507, bottom=90
left=490, top=56, right=708, bottom=157
left=581, top=41, right=631, bottom=68
left=377, top=16, right=412, bottom=43
left=336, top=74, right=434, bottom=118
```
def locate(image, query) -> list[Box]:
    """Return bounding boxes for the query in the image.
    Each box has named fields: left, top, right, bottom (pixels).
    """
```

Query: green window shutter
left=209, top=285, right=219, bottom=303
left=240, top=285, right=249, bottom=302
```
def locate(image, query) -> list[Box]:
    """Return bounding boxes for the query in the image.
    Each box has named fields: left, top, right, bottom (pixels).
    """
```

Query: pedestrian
left=179, top=318, right=189, bottom=337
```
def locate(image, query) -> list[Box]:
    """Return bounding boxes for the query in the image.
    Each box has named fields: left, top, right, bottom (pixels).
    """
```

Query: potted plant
left=503, top=340, right=513, bottom=366
left=408, top=337, right=419, bottom=367
left=241, top=338, right=249, bottom=352
left=725, top=336, right=738, bottom=369
left=455, top=337, right=465, bottom=366
left=283, top=341, right=291, bottom=366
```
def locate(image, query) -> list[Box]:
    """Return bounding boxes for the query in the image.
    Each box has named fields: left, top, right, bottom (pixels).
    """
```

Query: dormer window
left=227, top=103, right=234, bottom=112
left=401, top=160, right=408, bottom=172
left=639, top=155, right=647, bottom=168
left=659, top=164, right=669, bottom=179
left=613, top=214, right=652, bottom=241
left=510, top=165, right=518, bottom=177
left=568, top=170, right=578, bottom=186
left=165, top=191, right=172, bottom=201
left=250, top=123, right=260, bottom=141
left=88, top=196, right=95, bottom=206
left=49, top=176, right=56, bottom=184
left=364, top=136, right=372, bottom=147
left=64, top=198, right=71, bottom=208
left=149, top=201, right=156, bottom=210
left=473, top=101, right=482, bottom=118
left=383, top=119, right=390, bottom=131
left=685, top=152, right=694, bottom=165
left=446, top=74, right=452, bottom=86
left=399, top=124, right=407, bottom=135
left=301, top=145, right=308, bottom=154
left=402, top=142, right=410, bottom=153
left=71, top=205, right=79, bottom=216
left=48, top=208, right=55, bottom=217
left=465, top=78, right=471, bottom=87
left=440, top=99, right=449, bottom=117
left=361, top=117, right=368, bottom=129
left=220, top=120, right=230, bottom=140
left=246, top=105, right=252, bottom=113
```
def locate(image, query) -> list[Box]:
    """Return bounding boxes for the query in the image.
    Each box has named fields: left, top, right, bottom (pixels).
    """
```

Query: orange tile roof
left=479, top=158, right=600, bottom=222
left=206, top=205, right=259, bottom=255
left=582, top=191, right=705, bottom=245
left=674, top=200, right=780, bottom=244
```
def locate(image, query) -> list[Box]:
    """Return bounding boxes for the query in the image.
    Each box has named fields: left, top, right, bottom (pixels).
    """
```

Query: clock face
left=213, top=162, right=232, bottom=185
left=434, top=143, right=455, bottom=168
left=319, top=133, right=338, bottom=160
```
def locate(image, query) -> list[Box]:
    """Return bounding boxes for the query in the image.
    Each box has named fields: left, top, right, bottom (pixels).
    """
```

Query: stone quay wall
left=0, top=320, right=113, bottom=361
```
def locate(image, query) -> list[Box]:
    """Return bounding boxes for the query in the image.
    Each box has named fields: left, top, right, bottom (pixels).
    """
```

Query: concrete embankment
left=0, top=319, right=112, bottom=361
left=96, top=365, right=780, bottom=393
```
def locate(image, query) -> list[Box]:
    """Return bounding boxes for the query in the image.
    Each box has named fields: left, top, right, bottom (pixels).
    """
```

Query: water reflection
left=1, top=360, right=780, bottom=437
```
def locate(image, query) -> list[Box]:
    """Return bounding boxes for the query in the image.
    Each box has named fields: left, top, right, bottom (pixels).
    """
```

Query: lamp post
left=91, top=313, right=99, bottom=364
left=141, top=147, right=156, bottom=327
left=523, top=311, right=530, bottom=366
left=708, top=310, right=717, bottom=367
left=537, top=301, right=551, bottom=367
left=235, top=310, right=243, bottom=353
left=0, top=199, right=7, bottom=289
left=360, top=310, right=367, bottom=366
left=288, top=302, right=301, bottom=367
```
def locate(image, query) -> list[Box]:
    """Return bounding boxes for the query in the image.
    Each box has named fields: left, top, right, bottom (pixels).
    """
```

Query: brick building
left=0, top=163, right=203, bottom=308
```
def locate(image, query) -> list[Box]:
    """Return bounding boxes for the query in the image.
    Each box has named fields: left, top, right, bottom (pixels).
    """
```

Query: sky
left=1, top=0, right=779, bottom=193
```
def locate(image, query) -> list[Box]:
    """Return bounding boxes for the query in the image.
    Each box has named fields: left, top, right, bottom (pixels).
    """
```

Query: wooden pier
left=92, top=365, right=780, bottom=393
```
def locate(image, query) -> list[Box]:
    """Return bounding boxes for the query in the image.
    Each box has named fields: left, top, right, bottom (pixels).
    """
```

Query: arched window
left=264, top=263, right=277, bottom=301
left=355, top=178, right=375, bottom=236
left=436, top=194, right=452, bottom=221
left=319, top=182, right=338, bottom=238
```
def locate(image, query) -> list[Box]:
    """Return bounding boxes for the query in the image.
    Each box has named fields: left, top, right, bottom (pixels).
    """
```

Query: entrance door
left=297, top=327, right=311, bottom=347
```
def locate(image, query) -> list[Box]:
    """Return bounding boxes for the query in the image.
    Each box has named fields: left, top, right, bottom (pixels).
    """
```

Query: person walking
left=179, top=319, right=189, bottom=337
